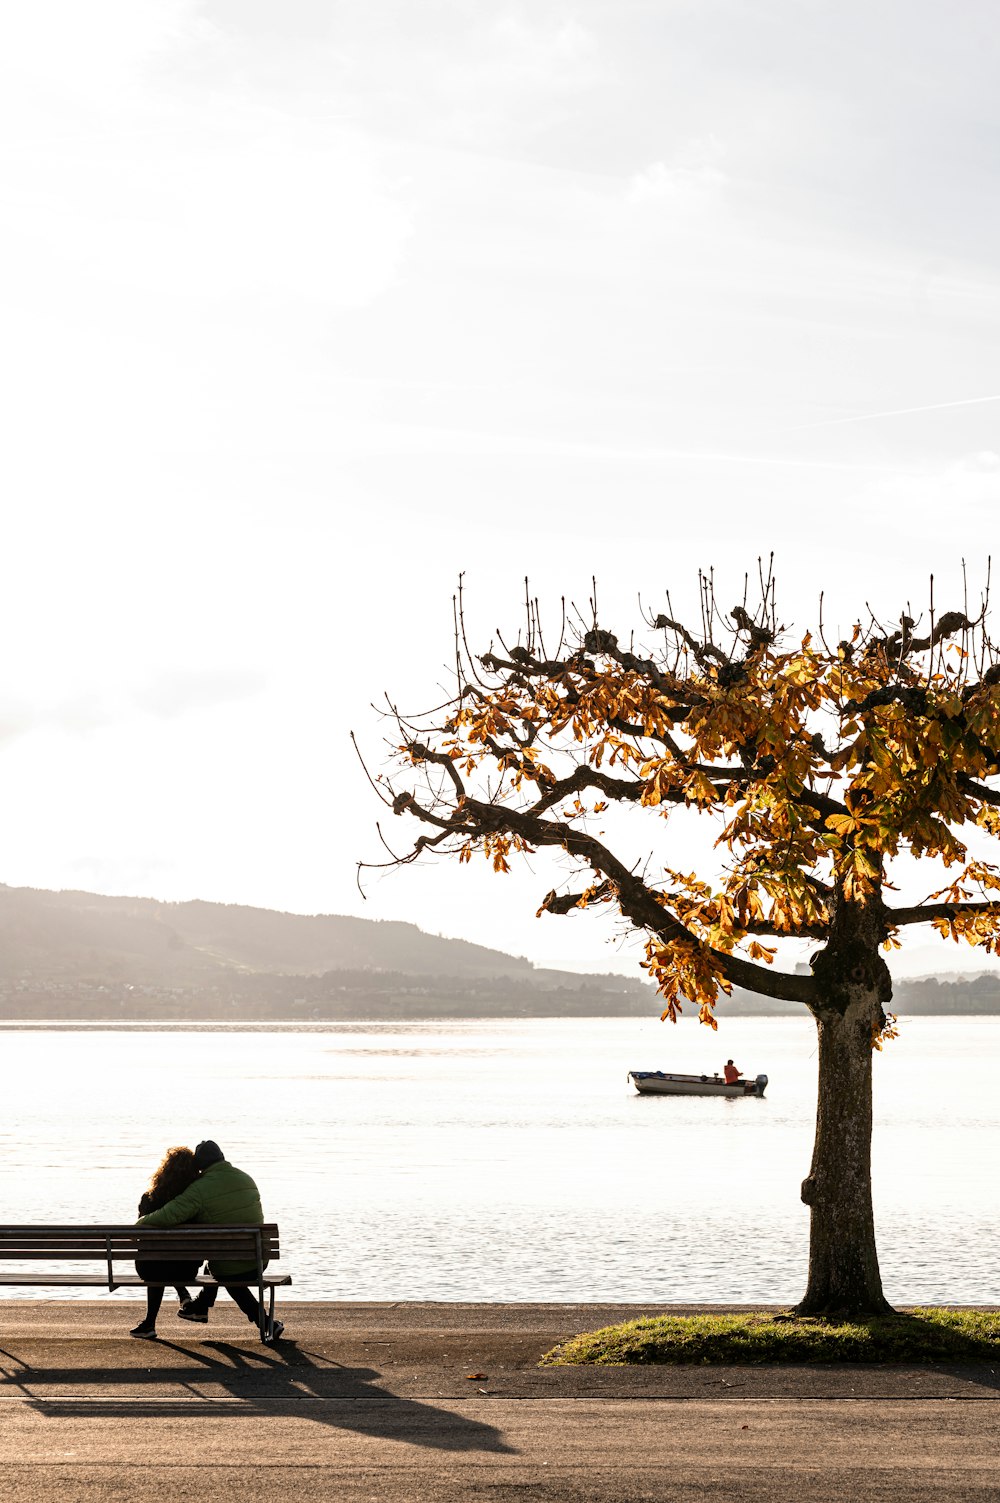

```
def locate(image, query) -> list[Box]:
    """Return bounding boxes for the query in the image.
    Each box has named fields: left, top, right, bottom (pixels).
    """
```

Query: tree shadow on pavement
left=0, top=1337, right=516, bottom=1454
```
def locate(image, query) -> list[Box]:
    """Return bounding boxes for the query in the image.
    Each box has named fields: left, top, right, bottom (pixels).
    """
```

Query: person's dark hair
left=145, top=1146, right=199, bottom=1210
left=193, top=1140, right=224, bottom=1170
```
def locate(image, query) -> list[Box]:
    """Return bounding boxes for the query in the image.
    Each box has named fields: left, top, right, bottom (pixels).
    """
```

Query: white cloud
left=850, top=452, right=1000, bottom=532
left=132, top=667, right=267, bottom=718
left=491, top=13, right=601, bottom=77
left=626, top=157, right=727, bottom=209
left=1, top=4, right=412, bottom=316
left=47, top=116, right=410, bottom=308
left=964, top=451, right=1000, bottom=473
left=212, top=4, right=608, bottom=154
left=1, top=1, right=216, bottom=101
left=4, top=123, right=410, bottom=320
left=0, top=668, right=266, bottom=746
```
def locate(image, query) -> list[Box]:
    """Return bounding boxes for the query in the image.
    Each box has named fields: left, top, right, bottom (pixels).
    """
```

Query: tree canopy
left=370, top=572, right=1000, bottom=1021
left=362, top=567, right=1000, bottom=1312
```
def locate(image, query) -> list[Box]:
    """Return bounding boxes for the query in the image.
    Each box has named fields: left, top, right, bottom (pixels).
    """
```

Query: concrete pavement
left=2, top=1302, right=1000, bottom=1500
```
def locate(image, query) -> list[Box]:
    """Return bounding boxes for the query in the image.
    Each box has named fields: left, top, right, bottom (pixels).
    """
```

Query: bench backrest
left=0, top=1225, right=280, bottom=1263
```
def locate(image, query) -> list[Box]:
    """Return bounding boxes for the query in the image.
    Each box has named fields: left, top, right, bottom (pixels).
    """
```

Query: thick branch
left=607, top=715, right=719, bottom=763
left=538, top=881, right=614, bottom=915
left=539, top=891, right=828, bottom=940
left=845, top=663, right=1000, bottom=719
left=530, top=765, right=646, bottom=813
left=743, top=916, right=831, bottom=941
left=459, top=794, right=817, bottom=1004
left=480, top=645, right=702, bottom=711
left=795, top=785, right=849, bottom=821
left=842, top=683, right=930, bottom=716
left=608, top=714, right=763, bottom=782
left=391, top=790, right=474, bottom=835
left=906, top=610, right=972, bottom=653
left=887, top=901, right=1000, bottom=926
left=958, top=774, right=1000, bottom=807
left=861, top=610, right=972, bottom=663
left=606, top=716, right=847, bottom=821
left=407, top=740, right=466, bottom=800
left=649, top=615, right=730, bottom=669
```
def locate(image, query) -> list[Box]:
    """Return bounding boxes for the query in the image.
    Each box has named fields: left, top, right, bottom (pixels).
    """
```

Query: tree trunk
left=796, top=988, right=893, bottom=1316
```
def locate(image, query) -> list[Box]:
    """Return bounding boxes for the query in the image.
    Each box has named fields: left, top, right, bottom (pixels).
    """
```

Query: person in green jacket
left=136, top=1140, right=283, bottom=1340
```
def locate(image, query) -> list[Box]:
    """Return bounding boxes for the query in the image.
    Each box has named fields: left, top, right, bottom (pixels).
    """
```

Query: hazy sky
left=2, top=1, right=998, bottom=978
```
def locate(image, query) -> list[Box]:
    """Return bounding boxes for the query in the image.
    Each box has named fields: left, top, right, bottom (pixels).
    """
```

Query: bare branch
left=350, top=731, right=394, bottom=807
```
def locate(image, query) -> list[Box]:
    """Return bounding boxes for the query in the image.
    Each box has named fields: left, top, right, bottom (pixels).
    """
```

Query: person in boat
left=723, top=1060, right=743, bottom=1085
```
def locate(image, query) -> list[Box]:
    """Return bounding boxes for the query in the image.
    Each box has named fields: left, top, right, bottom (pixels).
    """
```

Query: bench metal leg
left=255, top=1231, right=267, bottom=1343
left=257, top=1281, right=266, bottom=1343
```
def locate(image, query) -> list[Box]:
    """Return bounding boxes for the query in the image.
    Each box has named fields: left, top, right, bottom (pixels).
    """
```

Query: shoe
left=130, top=1322, right=157, bottom=1340
left=262, top=1319, right=284, bottom=1344
left=177, top=1301, right=209, bottom=1324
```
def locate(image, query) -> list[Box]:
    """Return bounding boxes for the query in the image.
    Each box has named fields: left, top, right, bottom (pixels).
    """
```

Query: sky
left=1, top=0, right=999, bottom=979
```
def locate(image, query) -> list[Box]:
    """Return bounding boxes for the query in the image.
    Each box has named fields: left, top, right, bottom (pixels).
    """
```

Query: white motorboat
left=629, top=1070, right=768, bottom=1098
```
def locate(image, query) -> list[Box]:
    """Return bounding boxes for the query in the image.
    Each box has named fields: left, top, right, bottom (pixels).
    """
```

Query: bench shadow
left=0, top=1337, right=516, bottom=1454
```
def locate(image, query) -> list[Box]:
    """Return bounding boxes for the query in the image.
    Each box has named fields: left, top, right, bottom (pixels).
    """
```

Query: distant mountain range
left=0, top=884, right=650, bottom=1020
left=0, top=884, right=996, bottom=1021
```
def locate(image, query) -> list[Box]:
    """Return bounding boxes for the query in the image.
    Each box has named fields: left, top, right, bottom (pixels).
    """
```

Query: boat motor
left=755, top=1074, right=768, bottom=1090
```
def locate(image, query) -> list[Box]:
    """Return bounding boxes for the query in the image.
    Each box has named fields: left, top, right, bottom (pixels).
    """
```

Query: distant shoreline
left=1, top=882, right=997, bottom=1023
left=2, top=1007, right=999, bottom=1026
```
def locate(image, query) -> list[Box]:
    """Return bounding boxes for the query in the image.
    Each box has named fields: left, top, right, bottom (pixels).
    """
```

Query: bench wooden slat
left=0, top=1225, right=279, bottom=1237
left=0, top=1235, right=279, bottom=1244
left=0, top=1225, right=279, bottom=1258
left=0, top=1224, right=280, bottom=1233
left=0, top=1235, right=280, bottom=1245
left=0, top=1249, right=280, bottom=1261
left=0, top=1273, right=292, bottom=1286
left=0, top=1241, right=279, bottom=1249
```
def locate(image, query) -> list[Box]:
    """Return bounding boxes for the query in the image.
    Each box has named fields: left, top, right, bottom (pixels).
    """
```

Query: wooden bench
left=0, top=1225, right=291, bottom=1343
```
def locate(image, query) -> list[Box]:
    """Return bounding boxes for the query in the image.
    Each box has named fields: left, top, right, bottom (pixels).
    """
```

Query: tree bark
left=796, top=989, right=893, bottom=1315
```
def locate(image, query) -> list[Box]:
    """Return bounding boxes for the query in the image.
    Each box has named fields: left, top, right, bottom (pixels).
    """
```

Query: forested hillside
left=0, top=885, right=995, bottom=1020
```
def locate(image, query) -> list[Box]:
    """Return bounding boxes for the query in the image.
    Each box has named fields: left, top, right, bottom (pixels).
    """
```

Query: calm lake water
left=1, top=1015, right=997, bottom=1305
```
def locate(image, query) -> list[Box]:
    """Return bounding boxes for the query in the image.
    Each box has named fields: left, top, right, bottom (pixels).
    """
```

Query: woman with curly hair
left=130, top=1146, right=202, bottom=1339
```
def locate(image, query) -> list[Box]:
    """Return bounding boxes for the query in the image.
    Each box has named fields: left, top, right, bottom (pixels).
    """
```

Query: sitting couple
left=131, top=1138, right=283, bottom=1343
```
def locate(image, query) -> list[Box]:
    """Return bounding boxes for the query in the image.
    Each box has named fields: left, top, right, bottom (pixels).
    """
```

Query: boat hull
left=629, top=1071, right=768, bottom=1098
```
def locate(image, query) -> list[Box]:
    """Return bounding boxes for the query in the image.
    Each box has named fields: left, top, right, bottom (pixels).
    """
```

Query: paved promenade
left=3, top=1301, right=1000, bottom=1501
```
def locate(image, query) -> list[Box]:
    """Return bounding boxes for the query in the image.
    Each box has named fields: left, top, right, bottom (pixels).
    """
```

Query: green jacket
left=136, top=1160, right=265, bottom=1278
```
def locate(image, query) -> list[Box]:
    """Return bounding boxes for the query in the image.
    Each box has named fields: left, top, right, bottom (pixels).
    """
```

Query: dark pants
left=193, top=1278, right=262, bottom=1324
left=135, top=1259, right=201, bottom=1325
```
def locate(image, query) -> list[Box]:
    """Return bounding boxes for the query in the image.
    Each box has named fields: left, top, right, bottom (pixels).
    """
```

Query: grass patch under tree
left=541, top=1310, right=1000, bottom=1366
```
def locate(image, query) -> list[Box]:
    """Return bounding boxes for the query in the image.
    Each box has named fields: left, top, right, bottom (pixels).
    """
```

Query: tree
left=362, top=569, right=1000, bottom=1315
